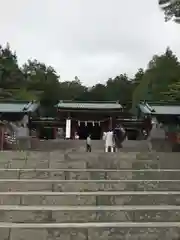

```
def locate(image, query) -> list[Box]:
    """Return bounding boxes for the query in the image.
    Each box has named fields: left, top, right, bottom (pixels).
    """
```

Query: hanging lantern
left=78, top=121, right=80, bottom=126
left=98, top=121, right=100, bottom=126
left=85, top=121, right=87, bottom=126
left=92, top=121, right=95, bottom=126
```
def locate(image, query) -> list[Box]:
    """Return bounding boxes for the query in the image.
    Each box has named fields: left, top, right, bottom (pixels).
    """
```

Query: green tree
left=0, top=43, right=24, bottom=89
left=132, top=68, right=144, bottom=87
left=22, top=59, right=61, bottom=105
left=58, top=77, right=87, bottom=101
left=159, top=0, right=180, bottom=23
left=106, top=74, right=133, bottom=103
left=162, top=79, right=180, bottom=101
left=86, top=84, right=107, bottom=101
left=132, top=47, right=180, bottom=108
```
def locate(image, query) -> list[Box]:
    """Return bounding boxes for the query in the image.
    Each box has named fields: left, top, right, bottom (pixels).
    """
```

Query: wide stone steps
left=0, top=151, right=180, bottom=239
left=0, top=179, right=180, bottom=191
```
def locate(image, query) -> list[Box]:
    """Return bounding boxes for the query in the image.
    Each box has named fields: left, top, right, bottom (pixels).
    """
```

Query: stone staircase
left=0, top=151, right=180, bottom=239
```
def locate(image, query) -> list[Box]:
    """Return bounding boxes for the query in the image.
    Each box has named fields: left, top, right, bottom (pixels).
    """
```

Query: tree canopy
left=132, top=47, right=180, bottom=109
left=159, top=0, right=180, bottom=23
left=0, top=43, right=180, bottom=111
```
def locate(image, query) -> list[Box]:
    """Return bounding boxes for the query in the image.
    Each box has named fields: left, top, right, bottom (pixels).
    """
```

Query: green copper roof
left=139, top=102, right=180, bottom=115
left=0, top=101, right=39, bottom=113
left=57, top=102, right=122, bottom=110
left=152, top=105, right=180, bottom=115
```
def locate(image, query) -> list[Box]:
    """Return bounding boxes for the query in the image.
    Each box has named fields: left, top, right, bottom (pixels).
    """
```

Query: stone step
left=1, top=205, right=180, bottom=223
left=1, top=168, right=180, bottom=180
left=0, top=179, right=180, bottom=191
left=0, top=159, right=179, bottom=169
left=2, top=221, right=179, bottom=228
left=0, top=222, right=180, bottom=240
left=1, top=191, right=180, bottom=205
left=1, top=151, right=179, bottom=161
left=2, top=204, right=180, bottom=210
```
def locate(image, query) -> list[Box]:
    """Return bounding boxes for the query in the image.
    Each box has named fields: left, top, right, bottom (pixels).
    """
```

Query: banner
left=65, top=119, right=71, bottom=139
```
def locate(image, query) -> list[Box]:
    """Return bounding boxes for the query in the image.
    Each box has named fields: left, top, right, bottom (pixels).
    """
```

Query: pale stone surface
left=0, top=228, right=10, bottom=240
left=66, top=171, right=107, bottom=180
left=49, top=160, right=86, bottom=169
left=17, top=194, right=180, bottom=206
left=53, top=210, right=96, bottom=223
left=10, top=229, right=47, bottom=240
left=46, top=228, right=87, bottom=240
left=88, top=227, right=180, bottom=240
left=53, top=181, right=180, bottom=191
left=106, top=171, right=132, bottom=180
left=0, top=151, right=26, bottom=161
left=1, top=209, right=180, bottom=223
left=0, top=170, right=19, bottom=179
left=0, top=210, right=52, bottom=223
left=0, top=182, right=53, bottom=192
left=53, top=182, right=127, bottom=192
left=66, top=152, right=99, bottom=162
left=24, top=160, right=49, bottom=169
left=0, top=195, right=20, bottom=205
left=131, top=162, right=158, bottom=170
left=1, top=169, right=180, bottom=180
left=21, top=195, right=96, bottom=206
left=3, top=227, right=180, bottom=240
left=49, top=171, right=65, bottom=180
left=65, top=171, right=91, bottom=180
left=112, top=194, right=180, bottom=205
left=20, top=170, right=50, bottom=179
left=26, top=151, right=50, bottom=161
left=21, top=195, right=47, bottom=206
left=7, top=160, right=26, bottom=169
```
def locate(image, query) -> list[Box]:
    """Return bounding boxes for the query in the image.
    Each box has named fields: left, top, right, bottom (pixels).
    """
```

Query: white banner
left=65, top=119, right=71, bottom=139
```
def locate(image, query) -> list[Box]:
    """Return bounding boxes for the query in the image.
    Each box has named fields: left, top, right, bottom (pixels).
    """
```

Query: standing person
left=86, top=134, right=92, bottom=152
left=147, top=119, right=166, bottom=152
left=113, top=124, right=126, bottom=151
left=104, top=128, right=114, bottom=152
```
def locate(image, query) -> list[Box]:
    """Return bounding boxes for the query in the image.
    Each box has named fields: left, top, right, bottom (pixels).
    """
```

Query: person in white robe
left=147, top=119, right=166, bottom=152
left=104, top=130, right=114, bottom=152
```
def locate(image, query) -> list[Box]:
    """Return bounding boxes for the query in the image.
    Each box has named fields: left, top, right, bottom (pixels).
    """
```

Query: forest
left=0, top=43, right=180, bottom=109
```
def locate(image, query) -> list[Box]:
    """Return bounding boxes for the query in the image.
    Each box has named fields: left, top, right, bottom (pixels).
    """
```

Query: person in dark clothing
left=113, top=124, right=126, bottom=151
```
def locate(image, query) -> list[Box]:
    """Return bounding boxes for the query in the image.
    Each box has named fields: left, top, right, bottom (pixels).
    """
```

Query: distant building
left=138, top=101, right=180, bottom=151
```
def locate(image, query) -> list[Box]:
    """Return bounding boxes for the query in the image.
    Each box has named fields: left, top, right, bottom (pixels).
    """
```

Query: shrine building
left=56, top=101, right=123, bottom=139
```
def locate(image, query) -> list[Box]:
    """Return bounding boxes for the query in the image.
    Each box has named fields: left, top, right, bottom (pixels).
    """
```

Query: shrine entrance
left=78, top=122, right=102, bottom=140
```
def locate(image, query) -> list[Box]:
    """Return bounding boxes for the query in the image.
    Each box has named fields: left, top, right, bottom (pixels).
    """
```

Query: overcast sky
left=0, top=0, right=180, bottom=85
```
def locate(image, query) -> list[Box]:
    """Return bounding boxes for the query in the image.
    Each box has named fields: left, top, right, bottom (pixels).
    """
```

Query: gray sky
left=0, top=0, right=180, bottom=85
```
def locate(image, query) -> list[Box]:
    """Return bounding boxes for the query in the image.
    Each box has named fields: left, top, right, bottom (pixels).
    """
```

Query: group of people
left=86, top=124, right=126, bottom=152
